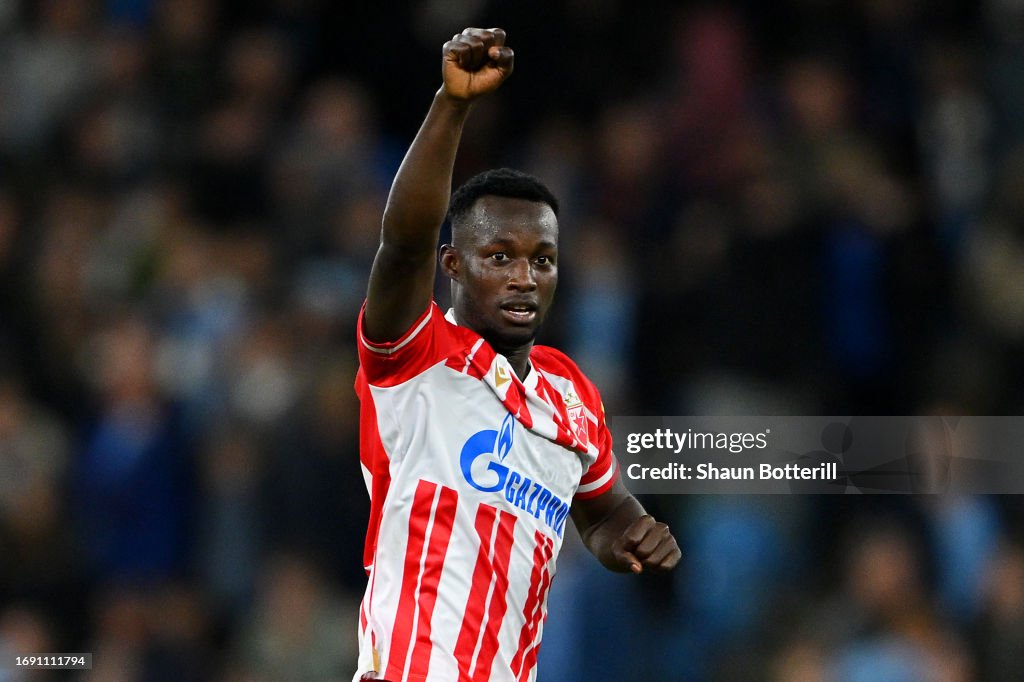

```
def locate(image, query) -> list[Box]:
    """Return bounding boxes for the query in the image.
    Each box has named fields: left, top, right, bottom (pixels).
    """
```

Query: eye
left=535, top=255, right=554, bottom=265
left=490, top=252, right=508, bottom=262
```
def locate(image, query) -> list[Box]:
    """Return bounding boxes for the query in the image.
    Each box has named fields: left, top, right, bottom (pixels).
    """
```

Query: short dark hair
left=447, top=168, right=559, bottom=229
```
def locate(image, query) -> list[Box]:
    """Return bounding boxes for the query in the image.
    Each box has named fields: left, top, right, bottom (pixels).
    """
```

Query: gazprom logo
left=460, top=413, right=515, bottom=493
left=459, top=412, right=570, bottom=536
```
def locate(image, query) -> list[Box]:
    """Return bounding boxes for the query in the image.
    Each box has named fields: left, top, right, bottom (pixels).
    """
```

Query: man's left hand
left=611, top=514, right=681, bottom=574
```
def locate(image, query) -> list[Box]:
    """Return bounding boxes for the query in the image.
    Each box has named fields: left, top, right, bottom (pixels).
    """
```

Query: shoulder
left=357, top=301, right=480, bottom=386
left=531, top=345, right=602, bottom=402
left=530, top=344, right=583, bottom=375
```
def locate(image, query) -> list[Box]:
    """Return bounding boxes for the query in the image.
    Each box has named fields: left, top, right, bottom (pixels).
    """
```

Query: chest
left=374, top=364, right=585, bottom=535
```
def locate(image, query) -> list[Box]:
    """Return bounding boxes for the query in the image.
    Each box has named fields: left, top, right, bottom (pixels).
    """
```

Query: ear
left=439, top=244, right=459, bottom=280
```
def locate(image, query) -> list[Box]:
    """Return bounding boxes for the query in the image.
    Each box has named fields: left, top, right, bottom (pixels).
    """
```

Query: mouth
left=499, top=300, right=538, bottom=325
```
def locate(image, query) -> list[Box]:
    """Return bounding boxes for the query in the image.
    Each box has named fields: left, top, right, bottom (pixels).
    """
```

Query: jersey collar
left=445, top=308, right=537, bottom=389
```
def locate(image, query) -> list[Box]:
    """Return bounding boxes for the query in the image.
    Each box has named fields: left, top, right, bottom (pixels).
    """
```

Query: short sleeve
left=357, top=301, right=451, bottom=387
left=574, top=402, right=619, bottom=500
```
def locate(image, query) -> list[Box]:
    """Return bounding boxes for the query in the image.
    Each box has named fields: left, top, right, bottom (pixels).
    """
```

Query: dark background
left=0, top=0, right=1023, bottom=679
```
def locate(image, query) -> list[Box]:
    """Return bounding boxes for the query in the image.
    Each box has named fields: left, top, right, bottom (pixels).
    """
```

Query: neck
left=500, top=344, right=533, bottom=381
left=448, top=307, right=534, bottom=380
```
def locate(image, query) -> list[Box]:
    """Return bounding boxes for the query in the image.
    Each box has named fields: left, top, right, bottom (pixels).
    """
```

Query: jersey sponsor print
left=354, top=303, right=617, bottom=681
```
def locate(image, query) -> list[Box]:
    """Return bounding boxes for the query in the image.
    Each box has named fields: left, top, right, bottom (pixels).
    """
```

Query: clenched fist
left=612, top=515, right=681, bottom=574
left=442, top=28, right=514, bottom=101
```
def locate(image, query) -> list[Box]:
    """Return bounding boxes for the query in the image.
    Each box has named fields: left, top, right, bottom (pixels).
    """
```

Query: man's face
left=441, top=196, right=558, bottom=353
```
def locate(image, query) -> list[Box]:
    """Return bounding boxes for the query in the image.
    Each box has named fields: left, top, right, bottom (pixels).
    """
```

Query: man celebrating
left=355, top=28, right=680, bottom=682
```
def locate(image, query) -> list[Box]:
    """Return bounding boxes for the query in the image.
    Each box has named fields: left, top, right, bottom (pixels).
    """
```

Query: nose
left=507, top=258, right=537, bottom=291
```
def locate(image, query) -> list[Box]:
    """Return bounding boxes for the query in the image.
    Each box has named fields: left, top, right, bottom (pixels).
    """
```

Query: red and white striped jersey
left=353, top=302, right=618, bottom=682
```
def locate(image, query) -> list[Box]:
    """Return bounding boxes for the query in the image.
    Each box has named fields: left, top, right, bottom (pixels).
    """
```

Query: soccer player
left=354, top=28, right=681, bottom=682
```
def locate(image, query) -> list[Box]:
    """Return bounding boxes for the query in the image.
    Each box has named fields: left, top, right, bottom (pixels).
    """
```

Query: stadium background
left=0, top=0, right=1023, bottom=679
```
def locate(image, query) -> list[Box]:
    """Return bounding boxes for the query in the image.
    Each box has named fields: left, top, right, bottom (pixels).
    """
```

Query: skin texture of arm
left=571, top=476, right=682, bottom=574
left=363, top=29, right=514, bottom=343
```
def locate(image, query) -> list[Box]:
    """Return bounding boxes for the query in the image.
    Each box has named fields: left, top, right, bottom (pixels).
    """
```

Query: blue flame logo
left=460, top=413, right=515, bottom=492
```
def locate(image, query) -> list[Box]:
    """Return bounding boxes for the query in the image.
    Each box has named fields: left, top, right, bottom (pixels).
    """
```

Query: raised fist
left=612, top=514, right=681, bottom=574
left=442, top=28, right=514, bottom=101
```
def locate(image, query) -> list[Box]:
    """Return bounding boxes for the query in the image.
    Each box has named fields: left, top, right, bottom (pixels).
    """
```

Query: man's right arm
left=363, top=28, right=514, bottom=343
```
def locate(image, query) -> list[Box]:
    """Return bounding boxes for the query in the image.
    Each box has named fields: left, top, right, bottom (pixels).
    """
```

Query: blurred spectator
left=925, top=495, right=1003, bottom=623
left=770, top=637, right=829, bottom=682
left=0, top=378, right=81, bottom=639
left=0, top=2, right=1021, bottom=679
left=73, top=316, right=194, bottom=582
left=82, top=581, right=211, bottom=682
left=0, top=606, right=55, bottom=682
left=563, top=219, right=635, bottom=408
left=81, top=585, right=149, bottom=682
left=975, top=542, right=1024, bottom=681
left=918, top=42, right=992, bottom=252
left=830, top=523, right=974, bottom=682
left=959, top=143, right=1024, bottom=409
left=263, top=356, right=368, bottom=593
left=195, top=426, right=263, bottom=620
left=229, top=552, right=356, bottom=682
left=271, top=79, right=388, bottom=256
left=0, top=0, right=100, bottom=158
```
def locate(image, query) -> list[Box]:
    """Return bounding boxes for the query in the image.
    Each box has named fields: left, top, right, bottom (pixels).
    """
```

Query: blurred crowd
left=0, top=0, right=1023, bottom=680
